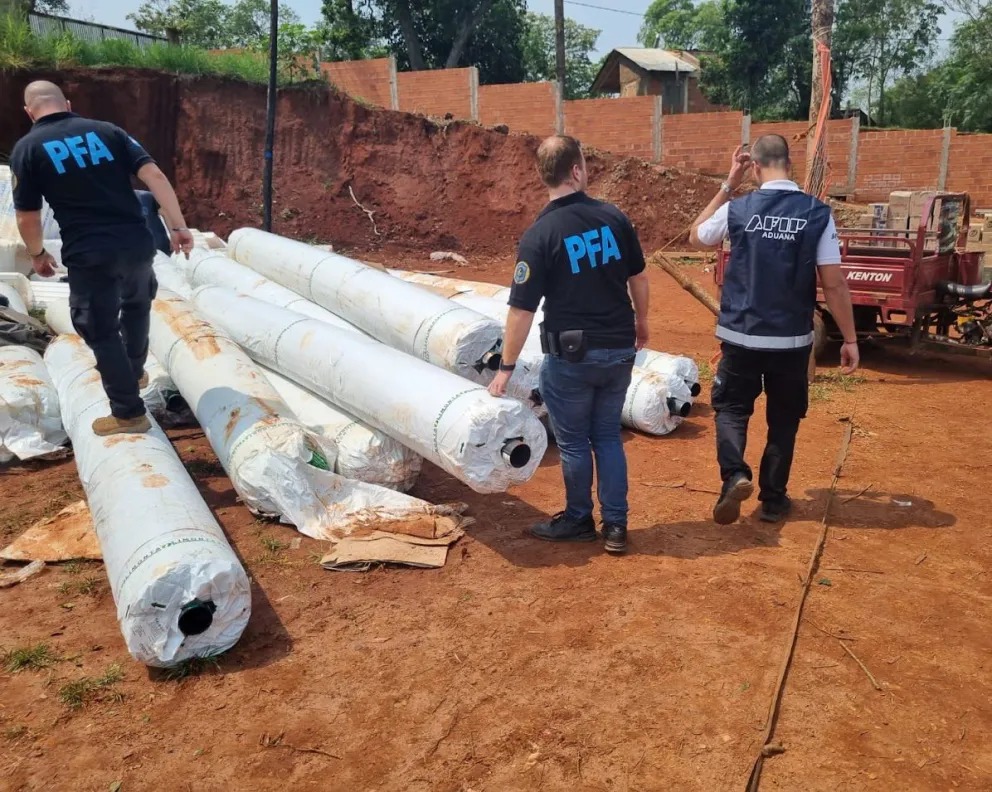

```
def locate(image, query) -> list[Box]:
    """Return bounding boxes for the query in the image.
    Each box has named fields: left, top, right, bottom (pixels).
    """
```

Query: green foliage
left=0, top=13, right=312, bottom=84
left=3, top=643, right=58, bottom=673
left=127, top=0, right=299, bottom=48
left=520, top=11, right=600, bottom=99
left=320, top=0, right=385, bottom=60
left=639, top=0, right=724, bottom=50
left=57, top=664, right=125, bottom=709
left=833, top=0, right=942, bottom=125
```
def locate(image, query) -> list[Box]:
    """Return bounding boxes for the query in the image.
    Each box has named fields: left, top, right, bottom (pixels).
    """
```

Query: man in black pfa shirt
left=11, top=81, right=194, bottom=436
left=489, top=135, right=650, bottom=554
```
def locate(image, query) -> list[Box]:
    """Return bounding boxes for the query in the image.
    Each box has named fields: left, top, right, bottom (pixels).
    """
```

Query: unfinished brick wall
left=321, top=58, right=394, bottom=109
left=660, top=111, right=740, bottom=174
left=563, top=96, right=657, bottom=161
left=479, top=82, right=557, bottom=136
left=397, top=68, right=475, bottom=119
left=946, top=134, right=992, bottom=209
left=854, top=128, right=944, bottom=202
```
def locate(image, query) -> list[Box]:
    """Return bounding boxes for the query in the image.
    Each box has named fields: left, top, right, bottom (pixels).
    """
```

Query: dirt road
left=1, top=260, right=990, bottom=791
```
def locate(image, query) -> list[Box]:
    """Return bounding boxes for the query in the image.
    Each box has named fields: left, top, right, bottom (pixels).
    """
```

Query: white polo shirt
left=696, top=179, right=842, bottom=266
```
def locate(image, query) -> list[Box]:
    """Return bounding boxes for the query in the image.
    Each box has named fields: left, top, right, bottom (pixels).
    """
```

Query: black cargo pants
left=711, top=342, right=810, bottom=506
left=67, top=243, right=157, bottom=419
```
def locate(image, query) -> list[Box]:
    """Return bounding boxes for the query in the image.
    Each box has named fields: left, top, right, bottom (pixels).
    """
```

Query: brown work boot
left=137, top=371, right=149, bottom=389
left=92, top=414, right=151, bottom=437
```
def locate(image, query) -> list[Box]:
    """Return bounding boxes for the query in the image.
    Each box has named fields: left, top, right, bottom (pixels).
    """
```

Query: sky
left=80, top=0, right=959, bottom=60
left=80, top=0, right=670, bottom=57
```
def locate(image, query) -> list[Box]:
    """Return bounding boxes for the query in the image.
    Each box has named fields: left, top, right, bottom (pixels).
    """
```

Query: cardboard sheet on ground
left=321, top=526, right=466, bottom=571
left=0, top=501, right=101, bottom=562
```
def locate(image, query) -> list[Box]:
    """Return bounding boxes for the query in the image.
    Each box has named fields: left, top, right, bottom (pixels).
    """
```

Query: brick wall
left=321, top=57, right=393, bottom=109
left=660, top=111, right=739, bottom=174
left=563, top=96, right=657, bottom=160
left=946, top=134, right=992, bottom=209
left=854, top=128, right=944, bottom=202
left=397, top=68, right=474, bottom=119
left=686, top=79, right=724, bottom=113
left=479, top=82, right=556, bottom=137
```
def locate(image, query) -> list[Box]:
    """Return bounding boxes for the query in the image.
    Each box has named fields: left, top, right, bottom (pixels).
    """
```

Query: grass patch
left=809, top=370, right=866, bottom=404
left=57, top=575, right=102, bottom=598
left=162, top=656, right=221, bottom=682
left=57, top=664, right=125, bottom=710
left=3, top=643, right=58, bottom=673
left=697, top=360, right=714, bottom=384
left=0, top=13, right=321, bottom=85
left=260, top=535, right=289, bottom=554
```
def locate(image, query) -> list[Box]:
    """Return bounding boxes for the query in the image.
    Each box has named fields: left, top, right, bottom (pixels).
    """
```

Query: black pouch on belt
left=558, top=329, right=587, bottom=362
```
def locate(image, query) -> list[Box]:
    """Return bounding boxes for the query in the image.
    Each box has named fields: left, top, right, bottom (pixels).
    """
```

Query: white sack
left=228, top=229, right=502, bottom=382
left=193, top=286, right=547, bottom=494
left=43, top=334, right=250, bottom=667
left=636, top=349, right=701, bottom=396
left=0, top=281, right=28, bottom=314
left=0, top=346, right=67, bottom=463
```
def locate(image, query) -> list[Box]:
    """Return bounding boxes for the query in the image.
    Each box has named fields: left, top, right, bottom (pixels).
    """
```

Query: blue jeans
left=540, top=347, right=636, bottom=526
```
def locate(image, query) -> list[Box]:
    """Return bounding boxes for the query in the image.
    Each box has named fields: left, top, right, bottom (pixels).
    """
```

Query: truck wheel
left=812, top=310, right=828, bottom=361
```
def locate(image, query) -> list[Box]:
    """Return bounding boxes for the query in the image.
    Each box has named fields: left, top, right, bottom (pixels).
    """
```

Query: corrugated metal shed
left=613, top=48, right=700, bottom=74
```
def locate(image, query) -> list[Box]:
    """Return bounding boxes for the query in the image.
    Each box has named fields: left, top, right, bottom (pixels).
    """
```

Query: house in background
left=590, top=48, right=726, bottom=114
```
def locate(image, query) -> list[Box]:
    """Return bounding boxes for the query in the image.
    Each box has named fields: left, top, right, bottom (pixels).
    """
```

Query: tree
left=699, top=0, right=809, bottom=116
left=319, top=0, right=384, bottom=60
left=226, top=0, right=299, bottom=48
left=521, top=12, right=600, bottom=98
left=128, top=0, right=300, bottom=49
left=638, top=0, right=724, bottom=50
left=832, top=0, right=942, bottom=125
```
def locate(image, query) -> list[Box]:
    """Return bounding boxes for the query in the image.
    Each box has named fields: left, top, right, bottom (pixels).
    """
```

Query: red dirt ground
left=2, top=254, right=991, bottom=792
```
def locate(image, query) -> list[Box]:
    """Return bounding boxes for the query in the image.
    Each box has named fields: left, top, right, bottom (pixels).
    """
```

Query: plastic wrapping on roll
left=193, top=285, right=547, bottom=494
left=43, top=334, right=251, bottom=667
left=153, top=252, right=193, bottom=299
left=0, top=346, right=67, bottom=463
left=228, top=229, right=503, bottom=382
left=635, top=349, right=701, bottom=396
left=262, top=367, right=421, bottom=493
left=149, top=291, right=460, bottom=537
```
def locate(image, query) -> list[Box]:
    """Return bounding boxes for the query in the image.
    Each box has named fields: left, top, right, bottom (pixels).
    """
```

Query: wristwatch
left=29, top=247, right=46, bottom=259
left=720, top=181, right=734, bottom=195
left=499, top=362, right=516, bottom=372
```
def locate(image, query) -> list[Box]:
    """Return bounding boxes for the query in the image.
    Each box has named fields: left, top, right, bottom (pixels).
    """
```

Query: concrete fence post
left=388, top=55, right=399, bottom=111
left=554, top=82, right=564, bottom=134
left=468, top=67, right=480, bottom=122
left=652, top=96, right=663, bottom=163
left=938, top=123, right=952, bottom=191
left=847, top=114, right=860, bottom=196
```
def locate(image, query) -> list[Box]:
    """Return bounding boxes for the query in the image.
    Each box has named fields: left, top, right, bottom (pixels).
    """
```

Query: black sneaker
left=602, top=524, right=627, bottom=554
left=529, top=512, right=596, bottom=543
left=712, top=474, right=755, bottom=525
left=759, top=496, right=793, bottom=523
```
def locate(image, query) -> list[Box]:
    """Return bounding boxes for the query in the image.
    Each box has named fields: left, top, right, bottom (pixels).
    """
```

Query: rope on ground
left=745, top=416, right=855, bottom=792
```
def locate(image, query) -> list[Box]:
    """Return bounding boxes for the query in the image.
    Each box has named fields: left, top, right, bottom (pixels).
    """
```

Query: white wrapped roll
left=0, top=280, right=28, bottom=314
left=181, top=248, right=360, bottom=332
left=0, top=346, right=67, bottom=463
left=150, top=292, right=456, bottom=536
left=45, top=299, right=186, bottom=418
left=228, top=229, right=503, bottom=382
left=390, top=269, right=698, bottom=435
left=636, top=349, right=701, bottom=397
left=43, top=334, right=250, bottom=667
left=193, top=286, right=547, bottom=494
left=262, top=367, right=421, bottom=492
left=153, top=252, right=193, bottom=299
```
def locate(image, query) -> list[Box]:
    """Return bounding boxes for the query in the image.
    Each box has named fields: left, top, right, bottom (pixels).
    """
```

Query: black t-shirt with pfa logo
left=10, top=112, right=155, bottom=260
left=508, top=192, right=646, bottom=348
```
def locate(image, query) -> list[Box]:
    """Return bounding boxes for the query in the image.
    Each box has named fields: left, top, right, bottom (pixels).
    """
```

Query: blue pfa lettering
left=563, top=225, right=622, bottom=274
left=43, top=132, right=115, bottom=174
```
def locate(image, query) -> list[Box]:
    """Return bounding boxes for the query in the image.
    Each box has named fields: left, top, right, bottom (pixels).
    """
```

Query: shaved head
left=24, top=80, right=68, bottom=114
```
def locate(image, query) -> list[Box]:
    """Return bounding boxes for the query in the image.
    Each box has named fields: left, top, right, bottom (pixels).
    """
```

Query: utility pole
left=805, top=0, right=834, bottom=196
left=262, top=0, right=278, bottom=232
left=554, top=0, right=566, bottom=103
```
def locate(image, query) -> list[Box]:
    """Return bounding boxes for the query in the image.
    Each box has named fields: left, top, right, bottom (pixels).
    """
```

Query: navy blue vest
left=719, top=188, right=832, bottom=350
